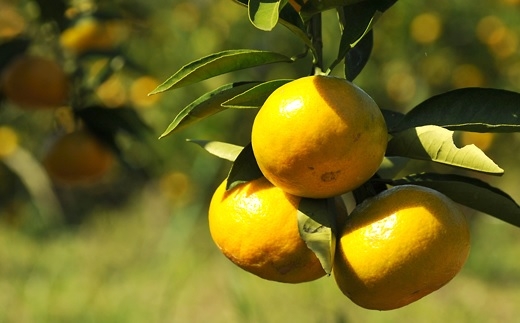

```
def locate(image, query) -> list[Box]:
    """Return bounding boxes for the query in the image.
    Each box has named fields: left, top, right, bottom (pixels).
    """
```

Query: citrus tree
left=148, top=0, right=520, bottom=311
left=0, top=0, right=162, bottom=225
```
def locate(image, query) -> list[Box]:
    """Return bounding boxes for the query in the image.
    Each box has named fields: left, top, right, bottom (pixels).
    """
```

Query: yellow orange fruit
left=0, top=56, right=69, bottom=109
left=0, top=126, right=19, bottom=158
left=460, top=131, right=495, bottom=152
left=43, top=131, right=114, bottom=186
left=333, top=185, right=471, bottom=310
left=208, top=177, right=327, bottom=283
left=251, top=75, right=387, bottom=199
left=60, top=18, right=128, bottom=55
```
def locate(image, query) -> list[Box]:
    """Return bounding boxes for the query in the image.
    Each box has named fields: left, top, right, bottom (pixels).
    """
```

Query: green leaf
left=344, top=30, right=373, bottom=81
left=279, top=5, right=315, bottom=54
left=227, top=143, right=263, bottom=190
left=328, top=0, right=387, bottom=74
left=160, top=82, right=261, bottom=138
left=186, top=140, right=243, bottom=162
left=390, top=88, right=520, bottom=133
left=0, top=37, right=30, bottom=73
left=248, top=0, right=282, bottom=31
left=389, top=173, right=520, bottom=228
left=378, top=156, right=409, bottom=179
left=386, top=125, right=504, bottom=174
left=381, top=109, right=405, bottom=131
left=222, top=79, right=292, bottom=108
left=233, top=0, right=315, bottom=53
left=300, top=0, right=365, bottom=20
left=149, top=50, right=293, bottom=94
left=297, top=197, right=337, bottom=275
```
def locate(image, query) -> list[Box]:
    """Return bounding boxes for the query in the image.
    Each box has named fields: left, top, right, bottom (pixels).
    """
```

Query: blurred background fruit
left=0, top=55, right=70, bottom=109
left=42, top=130, right=115, bottom=186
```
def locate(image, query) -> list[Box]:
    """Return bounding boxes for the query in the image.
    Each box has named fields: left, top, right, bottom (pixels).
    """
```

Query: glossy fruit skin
left=251, top=75, right=387, bottom=199
left=208, top=177, right=326, bottom=283
left=0, top=56, right=69, bottom=109
left=333, top=185, right=471, bottom=311
left=43, top=131, right=114, bottom=186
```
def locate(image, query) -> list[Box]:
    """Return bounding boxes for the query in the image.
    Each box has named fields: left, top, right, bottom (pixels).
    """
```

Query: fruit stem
left=309, top=12, right=324, bottom=75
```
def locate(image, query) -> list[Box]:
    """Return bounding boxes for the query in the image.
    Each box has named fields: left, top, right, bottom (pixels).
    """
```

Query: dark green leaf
left=248, top=0, right=282, bottom=31
left=389, top=173, right=520, bottom=228
left=76, top=106, right=153, bottom=154
left=227, top=143, right=263, bottom=190
left=300, top=0, right=396, bottom=21
left=378, top=156, right=410, bottom=179
left=297, top=197, right=337, bottom=274
left=279, top=5, right=315, bottom=53
left=76, top=106, right=152, bottom=137
left=0, top=37, right=30, bottom=73
left=344, top=30, right=373, bottom=81
left=222, top=79, right=292, bottom=108
left=390, top=88, right=520, bottom=133
left=381, top=109, right=405, bottom=131
left=186, top=140, right=243, bottom=162
left=160, top=82, right=260, bottom=138
left=149, top=50, right=293, bottom=94
left=386, top=125, right=504, bottom=174
left=328, top=0, right=388, bottom=74
left=233, top=0, right=314, bottom=52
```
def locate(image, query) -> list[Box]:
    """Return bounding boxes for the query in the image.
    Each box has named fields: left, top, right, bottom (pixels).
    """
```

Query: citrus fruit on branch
left=208, top=176, right=330, bottom=283
left=43, top=130, right=114, bottom=186
left=333, top=185, right=471, bottom=310
left=251, top=75, right=387, bottom=199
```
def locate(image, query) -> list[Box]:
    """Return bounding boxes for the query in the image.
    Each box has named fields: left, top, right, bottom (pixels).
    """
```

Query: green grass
left=1, top=189, right=520, bottom=323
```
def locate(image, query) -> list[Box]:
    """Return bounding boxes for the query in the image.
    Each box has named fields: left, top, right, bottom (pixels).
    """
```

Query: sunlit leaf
left=389, top=173, right=520, bottom=228
left=248, top=0, right=282, bottom=31
left=150, top=50, right=293, bottom=94
left=297, top=197, right=337, bottom=274
left=186, top=140, right=243, bottom=162
left=160, top=82, right=260, bottom=138
left=227, top=143, right=263, bottom=190
left=222, top=79, right=292, bottom=108
left=386, top=125, right=504, bottom=174
left=390, top=88, right=520, bottom=133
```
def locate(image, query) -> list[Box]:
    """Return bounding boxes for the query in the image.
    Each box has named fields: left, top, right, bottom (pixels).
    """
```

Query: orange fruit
left=333, top=185, right=470, bottom=310
left=0, top=55, right=69, bottom=109
left=208, top=176, right=327, bottom=283
left=60, top=18, right=128, bottom=55
left=251, top=75, right=387, bottom=199
left=0, top=126, right=19, bottom=158
left=43, top=130, right=114, bottom=186
left=460, top=131, right=495, bottom=152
